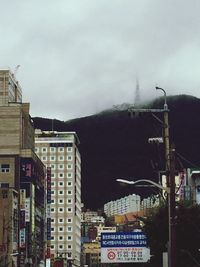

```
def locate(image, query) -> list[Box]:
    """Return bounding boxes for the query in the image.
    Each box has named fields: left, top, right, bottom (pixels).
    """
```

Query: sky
left=1, top=0, right=200, bottom=120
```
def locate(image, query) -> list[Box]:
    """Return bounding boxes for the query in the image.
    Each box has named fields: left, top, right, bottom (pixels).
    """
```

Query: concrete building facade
left=35, top=130, right=81, bottom=266
left=0, top=69, right=46, bottom=267
left=104, top=194, right=141, bottom=217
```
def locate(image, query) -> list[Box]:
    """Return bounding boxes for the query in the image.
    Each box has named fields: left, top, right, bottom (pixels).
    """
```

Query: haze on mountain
left=33, top=94, right=200, bottom=209
left=1, top=0, right=200, bottom=120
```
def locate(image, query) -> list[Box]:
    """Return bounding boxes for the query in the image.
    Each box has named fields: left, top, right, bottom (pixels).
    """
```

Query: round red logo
left=107, top=251, right=116, bottom=260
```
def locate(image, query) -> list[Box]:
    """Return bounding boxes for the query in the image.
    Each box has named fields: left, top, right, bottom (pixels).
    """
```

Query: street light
left=116, top=176, right=175, bottom=267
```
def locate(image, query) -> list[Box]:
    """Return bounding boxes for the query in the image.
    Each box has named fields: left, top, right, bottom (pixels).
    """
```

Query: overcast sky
left=1, top=0, right=200, bottom=120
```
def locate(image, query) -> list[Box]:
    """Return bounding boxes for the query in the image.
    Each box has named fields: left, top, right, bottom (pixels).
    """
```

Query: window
left=58, top=164, right=64, bottom=170
left=67, top=235, right=72, bottom=241
left=67, top=199, right=72, bottom=204
left=67, top=190, right=72, bottom=195
left=67, top=155, right=72, bottom=161
left=67, top=164, right=72, bottom=170
left=58, top=173, right=64, bottom=178
left=51, top=208, right=55, bottom=212
left=51, top=182, right=55, bottom=187
left=67, top=218, right=72, bottom=223
left=42, top=156, right=47, bottom=161
left=51, top=218, right=55, bottom=223
left=59, top=147, right=64, bottom=152
left=51, top=173, right=55, bottom=178
left=59, top=208, right=64, bottom=213
left=67, top=245, right=72, bottom=250
left=51, top=164, right=55, bottom=170
left=51, top=199, right=55, bottom=204
left=59, top=218, right=63, bottom=223
left=59, top=182, right=64, bottom=186
left=67, top=147, right=72, bottom=152
left=51, top=236, right=54, bottom=240
left=67, top=182, right=72, bottom=187
left=42, top=147, right=47, bottom=153
left=35, top=147, right=39, bottom=153
left=50, top=147, right=56, bottom=152
left=59, top=236, right=63, bottom=240
left=1, top=164, right=10, bottom=173
left=59, top=190, right=64, bottom=195
left=67, top=173, right=72, bottom=178
left=59, top=199, right=63, bottom=204
left=51, top=190, right=55, bottom=195
left=51, top=227, right=55, bottom=232
left=50, top=156, right=55, bottom=161
left=59, top=156, right=64, bottom=161
left=67, top=226, right=72, bottom=232
left=51, top=245, right=55, bottom=249
left=67, top=207, right=72, bottom=213
left=59, top=245, right=63, bottom=249
left=59, top=227, right=63, bottom=232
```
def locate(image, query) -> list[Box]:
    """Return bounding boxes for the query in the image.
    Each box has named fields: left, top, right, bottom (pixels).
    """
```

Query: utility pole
left=128, top=87, right=176, bottom=267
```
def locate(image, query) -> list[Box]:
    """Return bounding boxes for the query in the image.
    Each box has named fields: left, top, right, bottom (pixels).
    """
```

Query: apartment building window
left=59, top=227, right=64, bottom=232
left=51, top=218, right=55, bottom=223
left=59, top=218, right=64, bottom=223
left=51, top=173, right=55, bottom=178
left=58, top=173, right=64, bottom=178
left=67, top=207, right=72, bottom=213
left=51, top=227, right=55, bottom=232
left=51, top=182, right=55, bottom=187
left=42, top=147, right=47, bottom=153
left=59, top=208, right=64, bottom=213
left=51, top=164, right=55, bottom=170
left=51, top=245, right=54, bottom=249
left=59, top=190, right=64, bottom=195
left=67, top=173, right=72, bottom=178
left=50, top=156, right=55, bottom=161
left=42, top=156, right=47, bottom=161
left=35, top=147, right=39, bottom=153
left=51, top=208, right=55, bottom=213
left=59, top=199, right=63, bottom=204
left=67, top=226, right=72, bottom=232
left=67, top=245, right=72, bottom=250
left=67, top=182, right=72, bottom=187
left=59, top=156, right=64, bottom=161
left=58, top=164, right=64, bottom=170
left=59, top=147, right=64, bottom=152
left=67, top=147, right=73, bottom=152
left=67, top=236, right=72, bottom=241
left=59, top=182, right=64, bottom=186
left=67, top=164, right=72, bottom=170
left=50, top=147, right=56, bottom=152
left=1, top=164, right=10, bottom=173
left=67, top=199, right=72, bottom=204
left=59, top=245, right=63, bottom=250
left=67, top=190, right=72, bottom=195
left=67, top=218, right=72, bottom=223
left=67, top=155, right=72, bottom=161
left=51, top=190, right=55, bottom=195
left=59, top=236, right=63, bottom=240
left=51, top=199, right=55, bottom=204
left=51, top=236, right=54, bottom=240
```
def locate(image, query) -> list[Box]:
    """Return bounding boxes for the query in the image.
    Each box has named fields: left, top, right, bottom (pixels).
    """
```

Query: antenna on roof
left=14, top=65, right=20, bottom=76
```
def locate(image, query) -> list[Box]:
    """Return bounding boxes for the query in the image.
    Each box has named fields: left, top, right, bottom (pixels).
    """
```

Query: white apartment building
left=104, top=194, right=141, bottom=217
left=35, top=130, right=81, bottom=266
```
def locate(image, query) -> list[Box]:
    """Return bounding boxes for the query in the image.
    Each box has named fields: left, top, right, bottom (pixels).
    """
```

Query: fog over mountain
left=33, top=95, right=200, bottom=209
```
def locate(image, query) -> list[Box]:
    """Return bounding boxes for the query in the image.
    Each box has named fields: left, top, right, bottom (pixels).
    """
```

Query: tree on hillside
left=143, top=204, right=200, bottom=267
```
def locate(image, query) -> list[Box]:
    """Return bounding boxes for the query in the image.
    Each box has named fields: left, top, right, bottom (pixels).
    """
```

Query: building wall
left=35, top=130, right=81, bottom=267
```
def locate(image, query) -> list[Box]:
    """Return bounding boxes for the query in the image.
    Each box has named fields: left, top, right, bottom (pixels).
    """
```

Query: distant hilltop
left=33, top=94, right=200, bottom=209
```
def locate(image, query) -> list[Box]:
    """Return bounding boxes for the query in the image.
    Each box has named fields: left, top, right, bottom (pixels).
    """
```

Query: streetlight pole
left=126, top=87, right=176, bottom=267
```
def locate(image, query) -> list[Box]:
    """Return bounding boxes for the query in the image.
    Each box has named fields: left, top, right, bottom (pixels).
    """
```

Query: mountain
left=32, top=95, right=200, bottom=209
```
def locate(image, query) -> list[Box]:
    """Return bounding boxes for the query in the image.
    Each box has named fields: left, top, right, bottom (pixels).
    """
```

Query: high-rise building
left=0, top=69, right=46, bottom=267
left=35, top=130, right=81, bottom=266
left=104, top=194, right=141, bottom=217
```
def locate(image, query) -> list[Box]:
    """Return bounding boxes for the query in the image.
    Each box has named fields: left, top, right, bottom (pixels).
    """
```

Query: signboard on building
left=19, top=228, right=26, bottom=248
left=25, top=198, right=30, bottom=222
left=101, top=232, right=150, bottom=263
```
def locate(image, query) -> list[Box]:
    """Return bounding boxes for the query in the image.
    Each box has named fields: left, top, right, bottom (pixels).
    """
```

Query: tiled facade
left=35, top=130, right=81, bottom=266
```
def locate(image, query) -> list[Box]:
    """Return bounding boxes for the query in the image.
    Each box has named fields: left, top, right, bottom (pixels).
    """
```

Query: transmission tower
left=134, top=79, right=140, bottom=107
